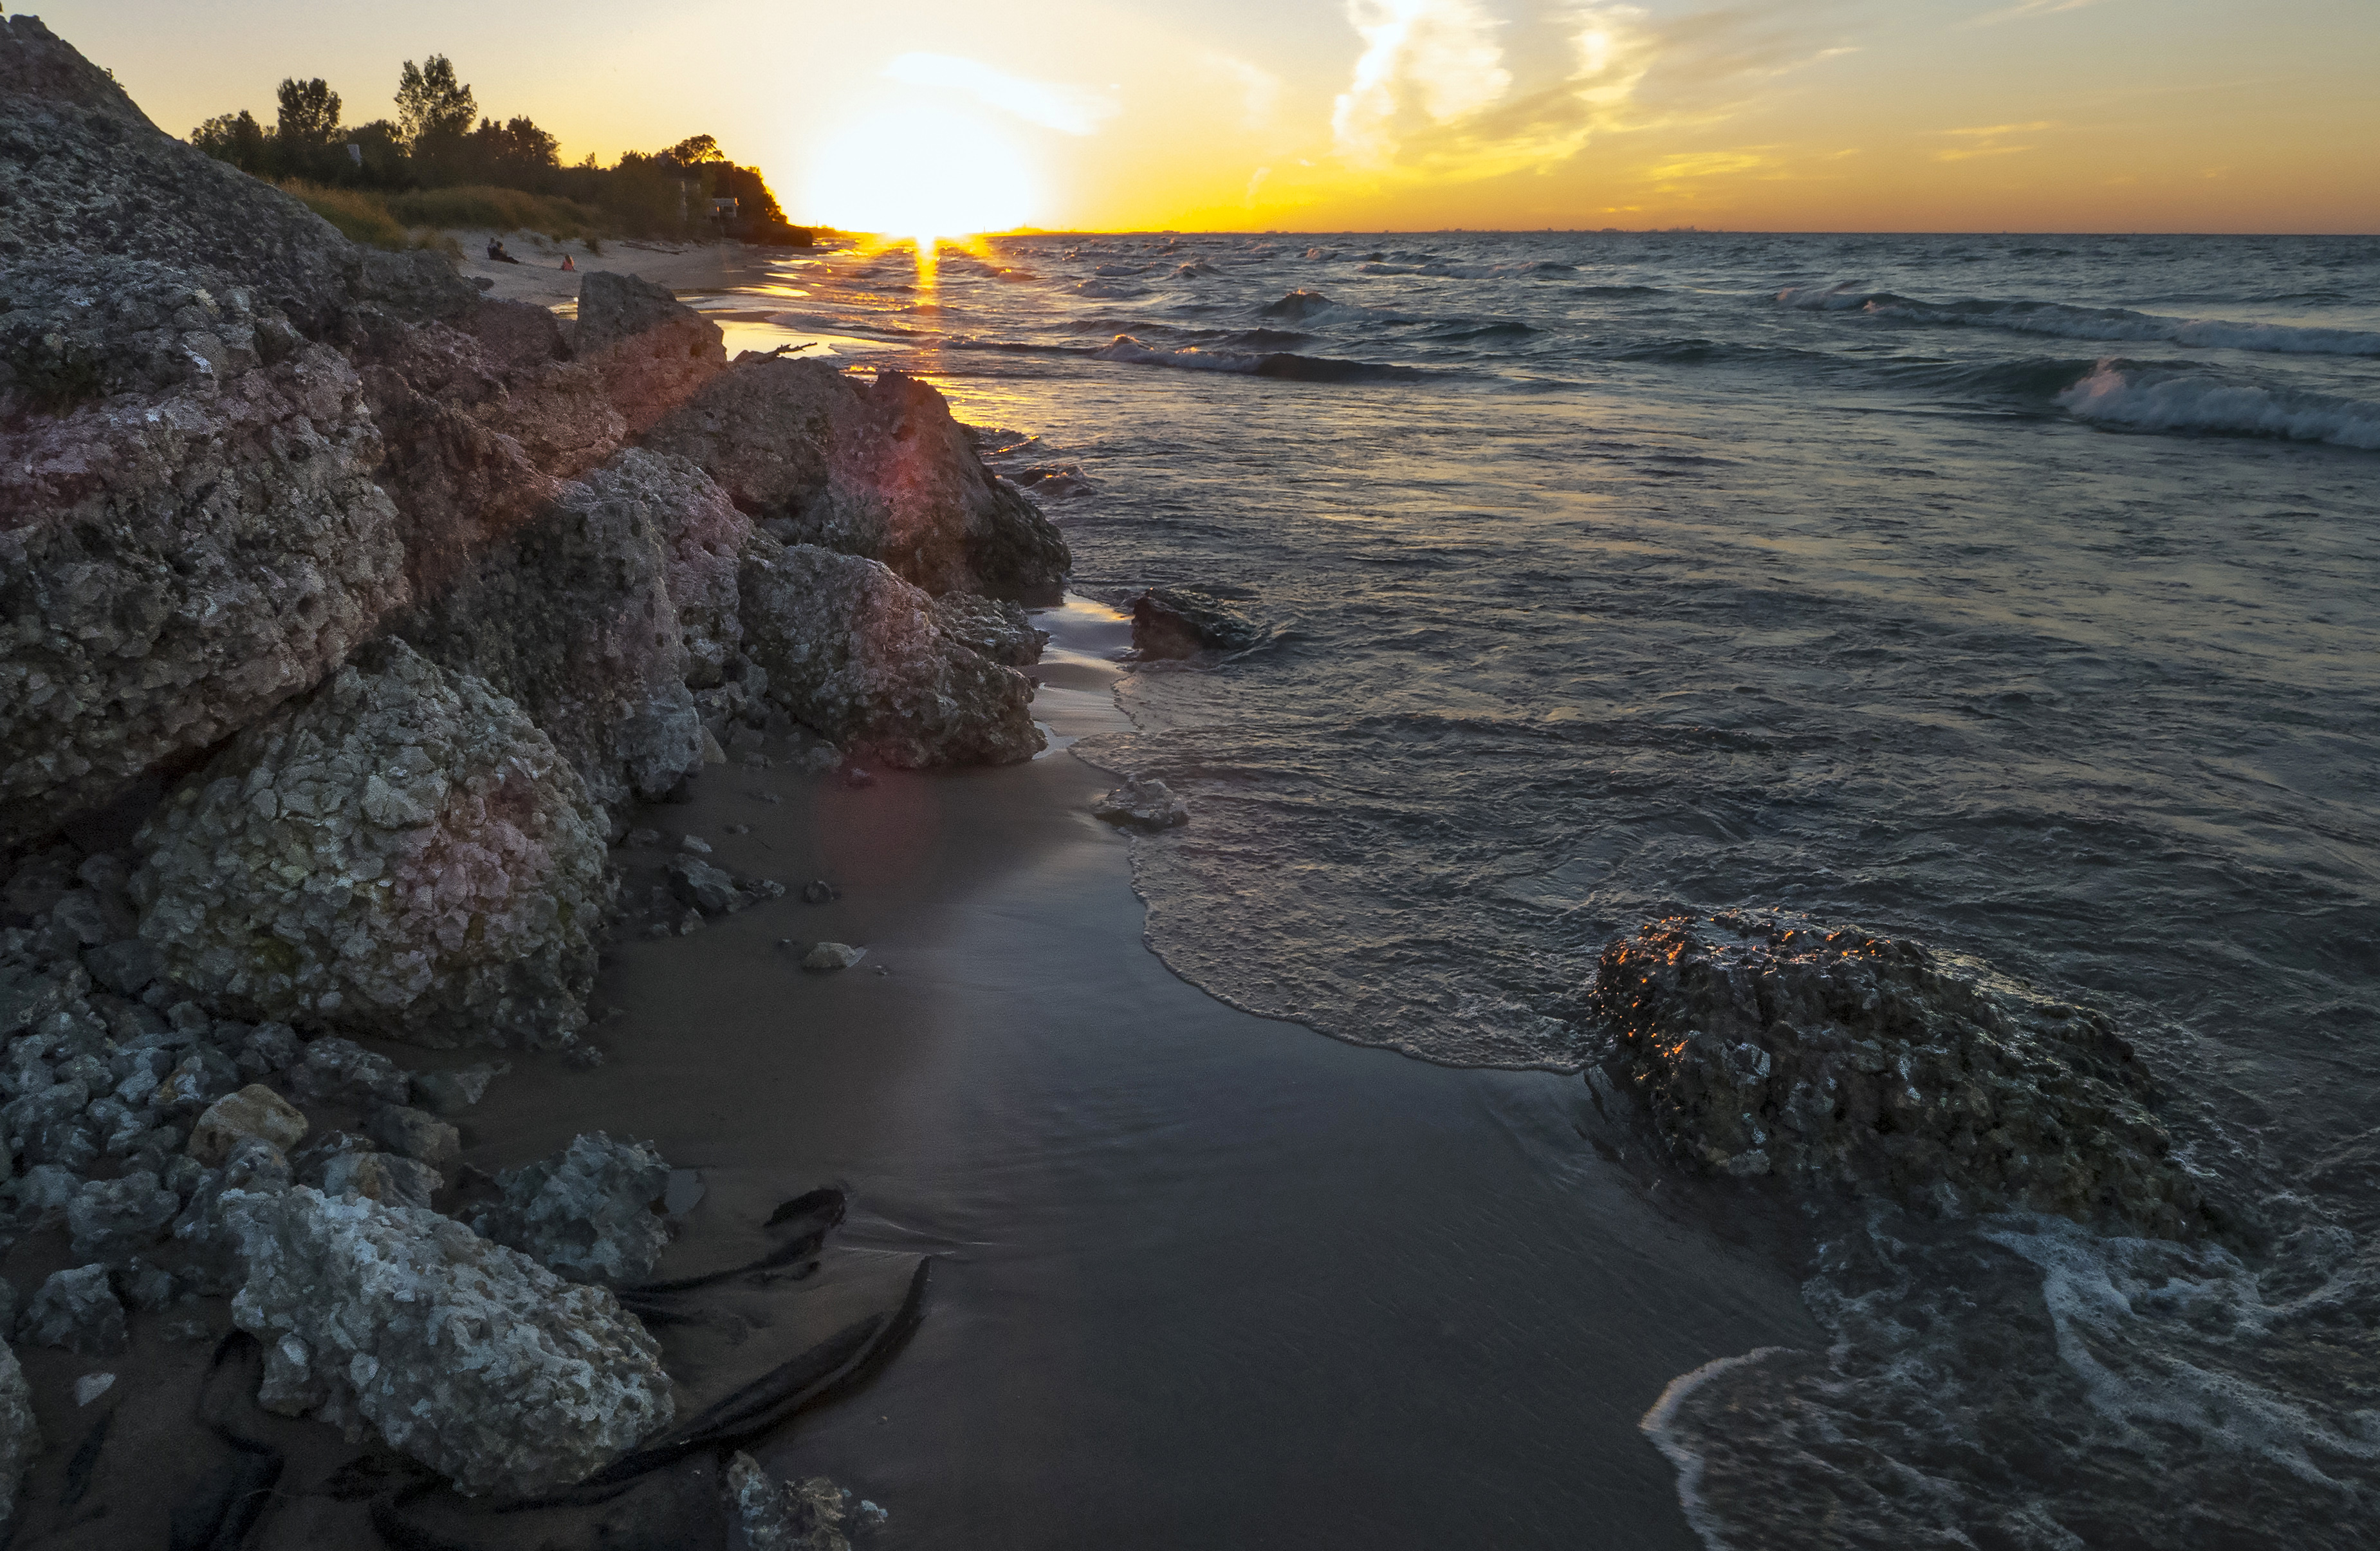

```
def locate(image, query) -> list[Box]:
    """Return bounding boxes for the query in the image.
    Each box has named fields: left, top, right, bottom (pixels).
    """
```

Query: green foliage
left=395, top=55, right=475, bottom=151
left=275, top=77, right=340, bottom=148
left=188, top=54, right=807, bottom=245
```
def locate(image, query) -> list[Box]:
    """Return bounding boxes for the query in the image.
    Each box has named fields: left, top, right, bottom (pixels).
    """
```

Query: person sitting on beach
left=560, top=253, right=576, bottom=272
left=486, top=238, right=522, bottom=265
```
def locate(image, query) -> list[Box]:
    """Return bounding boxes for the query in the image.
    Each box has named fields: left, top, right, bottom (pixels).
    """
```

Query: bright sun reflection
left=806, top=104, right=1035, bottom=281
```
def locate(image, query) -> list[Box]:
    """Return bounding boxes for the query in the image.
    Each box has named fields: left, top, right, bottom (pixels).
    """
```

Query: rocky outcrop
left=739, top=538, right=1042, bottom=767
left=23, top=1263, right=123, bottom=1355
left=1129, top=587, right=1261, bottom=658
left=1, top=342, right=411, bottom=847
left=226, top=1185, right=674, bottom=1496
left=928, top=592, right=1045, bottom=668
left=131, top=640, right=611, bottom=1048
left=0, top=1342, right=35, bottom=1527
left=397, top=450, right=752, bottom=815
left=469, top=1131, right=671, bottom=1286
left=574, top=270, right=727, bottom=437
left=644, top=360, right=1069, bottom=602
left=724, top=1453, right=882, bottom=1551
left=1591, top=913, right=2211, bottom=1238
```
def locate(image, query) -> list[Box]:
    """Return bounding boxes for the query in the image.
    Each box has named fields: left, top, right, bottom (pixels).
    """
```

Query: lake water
left=705, top=231, right=2380, bottom=1548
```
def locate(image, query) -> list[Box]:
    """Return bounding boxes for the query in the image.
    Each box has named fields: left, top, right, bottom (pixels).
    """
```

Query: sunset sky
left=34, top=0, right=2380, bottom=233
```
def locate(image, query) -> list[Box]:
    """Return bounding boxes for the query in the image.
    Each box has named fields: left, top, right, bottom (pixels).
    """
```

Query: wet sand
left=453, top=602, right=1821, bottom=1550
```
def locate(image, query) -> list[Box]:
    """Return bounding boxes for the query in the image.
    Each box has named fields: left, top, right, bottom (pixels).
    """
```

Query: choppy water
left=710, top=232, right=2380, bottom=1547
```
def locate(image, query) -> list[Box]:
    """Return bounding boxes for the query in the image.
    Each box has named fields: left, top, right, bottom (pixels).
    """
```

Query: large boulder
left=643, top=359, right=1069, bottom=602
left=470, top=1131, right=672, bottom=1286
left=131, top=640, right=611, bottom=1048
left=0, top=15, right=471, bottom=341
left=0, top=342, right=410, bottom=846
left=739, top=537, right=1042, bottom=767
left=573, top=270, right=726, bottom=436
left=397, top=450, right=752, bottom=813
left=1591, top=913, right=2211, bottom=1237
left=226, top=1185, right=674, bottom=1496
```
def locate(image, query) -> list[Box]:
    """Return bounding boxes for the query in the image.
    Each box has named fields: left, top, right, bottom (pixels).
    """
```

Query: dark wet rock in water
left=802, top=943, right=866, bottom=972
left=225, top=1185, right=673, bottom=1494
left=131, top=640, right=612, bottom=1049
left=0, top=1341, right=37, bottom=1524
left=24, top=1264, right=124, bottom=1355
left=739, top=537, right=1043, bottom=768
left=927, top=591, right=1047, bottom=669
left=468, top=1131, right=671, bottom=1288
left=288, top=1037, right=410, bottom=1108
left=1591, top=913, right=2211, bottom=1238
left=643, top=358, right=1070, bottom=602
left=1129, top=588, right=1261, bottom=659
left=1093, top=779, right=1190, bottom=831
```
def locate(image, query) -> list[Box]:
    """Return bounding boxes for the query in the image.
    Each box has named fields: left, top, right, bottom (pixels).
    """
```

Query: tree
left=395, top=55, right=475, bottom=151
left=190, top=109, right=270, bottom=174
left=665, top=133, right=723, bottom=165
left=275, top=77, right=341, bottom=149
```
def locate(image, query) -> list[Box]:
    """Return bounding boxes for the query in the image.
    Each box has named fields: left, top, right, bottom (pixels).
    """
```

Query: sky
left=26, top=0, right=2380, bottom=233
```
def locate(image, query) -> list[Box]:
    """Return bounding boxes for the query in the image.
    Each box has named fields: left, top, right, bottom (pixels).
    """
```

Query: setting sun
left=803, top=102, right=1035, bottom=248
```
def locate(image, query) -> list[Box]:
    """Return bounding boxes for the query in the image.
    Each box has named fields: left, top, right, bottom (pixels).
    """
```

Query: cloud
left=1331, top=0, right=1514, bottom=165
left=1933, top=119, right=2056, bottom=160
left=882, top=53, right=1118, bottom=135
left=1966, top=0, right=2108, bottom=25
left=1201, top=51, right=1283, bottom=129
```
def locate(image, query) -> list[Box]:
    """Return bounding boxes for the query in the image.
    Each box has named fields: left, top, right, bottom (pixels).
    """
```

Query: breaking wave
left=2058, top=362, right=2380, bottom=449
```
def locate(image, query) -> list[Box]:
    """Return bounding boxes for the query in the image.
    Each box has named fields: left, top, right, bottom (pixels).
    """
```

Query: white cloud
left=882, top=53, right=1118, bottom=135
left=1331, top=0, right=1513, bottom=164
left=1201, top=51, right=1282, bottom=129
left=1966, top=0, right=2107, bottom=25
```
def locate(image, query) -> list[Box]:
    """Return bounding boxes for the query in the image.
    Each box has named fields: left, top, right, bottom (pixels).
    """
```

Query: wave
left=1091, top=334, right=1428, bottom=383
left=1416, top=320, right=1539, bottom=342
left=1360, top=259, right=1578, bottom=279
left=1578, top=284, right=1666, bottom=297
left=1074, top=279, right=1147, bottom=299
left=2057, top=362, right=2380, bottom=449
left=1259, top=288, right=1389, bottom=326
left=1776, top=281, right=2380, bottom=357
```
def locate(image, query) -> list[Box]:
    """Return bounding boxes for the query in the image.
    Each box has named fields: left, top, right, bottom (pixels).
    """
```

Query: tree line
left=189, top=57, right=808, bottom=244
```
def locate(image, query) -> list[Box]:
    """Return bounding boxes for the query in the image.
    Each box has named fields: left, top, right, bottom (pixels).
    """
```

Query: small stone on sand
left=802, top=942, right=866, bottom=972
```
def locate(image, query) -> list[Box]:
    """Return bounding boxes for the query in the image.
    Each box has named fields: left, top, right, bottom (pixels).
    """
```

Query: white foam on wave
left=1361, top=259, right=1575, bottom=280
left=1639, top=1346, right=1796, bottom=1550
left=1092, top=335, right=1259, bottom=373
left=2058, top=362, right=2380, bottom=449
left=1982, top=1217, right=2380, bottom=1491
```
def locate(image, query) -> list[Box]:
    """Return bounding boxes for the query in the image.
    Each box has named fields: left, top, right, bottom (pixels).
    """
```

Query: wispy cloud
left=1201, top=51, right=1283, bottom=130
left=1932, top=119, right=2057, bottom=160
left=882, top=53, right=1118, bottom=135
left=1331, top=0, right=1514, bottom=164
left=1966, top=0, right=2109, bottom=26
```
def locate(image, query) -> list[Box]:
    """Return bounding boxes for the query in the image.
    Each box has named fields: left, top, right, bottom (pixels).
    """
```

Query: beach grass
left=276, top=180, right=607, bottom=250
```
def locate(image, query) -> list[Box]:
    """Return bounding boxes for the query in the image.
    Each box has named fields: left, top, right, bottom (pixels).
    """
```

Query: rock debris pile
left=0, top=11, right=1001, bottom=1532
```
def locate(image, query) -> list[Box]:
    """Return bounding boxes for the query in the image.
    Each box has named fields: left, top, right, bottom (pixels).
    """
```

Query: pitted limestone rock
left=1591, top=913, right=2211, bottom=1238
left=470, top=1131, right=670, bottom=1287
left=739, top=537, right=1042, bottom=768
left=131, top=640, right=611, bottom=1048
left=643, top=359, right=1068, bottom=602
left=398, top=450, right=750, bottom=814
left=226, top=1185, right=673, bottom=1495
left=0, top=342, right=409, bottom=847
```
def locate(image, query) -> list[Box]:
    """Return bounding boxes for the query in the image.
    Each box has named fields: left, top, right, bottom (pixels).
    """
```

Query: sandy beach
left=448, top=230, right=789, bottom=308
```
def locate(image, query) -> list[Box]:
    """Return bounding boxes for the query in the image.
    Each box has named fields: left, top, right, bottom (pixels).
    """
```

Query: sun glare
left=806, top=104, right=1035, bottom=258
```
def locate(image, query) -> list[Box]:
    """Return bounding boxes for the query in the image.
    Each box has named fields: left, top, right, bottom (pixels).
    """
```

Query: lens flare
left=805, top=103, right=1036, bottom=254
